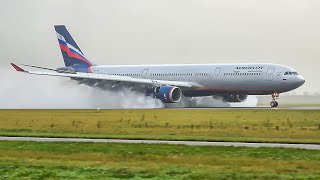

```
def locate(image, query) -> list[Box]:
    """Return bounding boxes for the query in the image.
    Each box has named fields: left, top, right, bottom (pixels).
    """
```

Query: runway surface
left=181, top=106, right=320, bottom=110
left=0, top=136, right=319, bottom=150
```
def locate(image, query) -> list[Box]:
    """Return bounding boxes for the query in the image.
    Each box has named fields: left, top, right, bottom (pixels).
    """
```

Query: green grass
left=0, top=141, right=319, bottom=179
left=0, top=109, right=320, bottom=144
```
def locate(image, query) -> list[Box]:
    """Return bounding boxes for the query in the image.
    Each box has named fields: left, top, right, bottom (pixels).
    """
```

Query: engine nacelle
left=222, top=94, right=248, bottom=102
left=146, top=86, right=182, bottom=103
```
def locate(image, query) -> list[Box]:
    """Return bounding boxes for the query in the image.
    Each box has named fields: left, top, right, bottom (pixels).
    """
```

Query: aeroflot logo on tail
left=235, top=66, right=264, bottom=70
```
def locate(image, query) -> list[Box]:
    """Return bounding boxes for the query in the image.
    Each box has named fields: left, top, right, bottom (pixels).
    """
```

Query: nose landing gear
left=270, top=92, right=279, bottom=108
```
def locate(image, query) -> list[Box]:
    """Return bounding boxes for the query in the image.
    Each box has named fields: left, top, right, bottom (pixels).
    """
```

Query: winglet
left=10, top=63, right=26, bottom=72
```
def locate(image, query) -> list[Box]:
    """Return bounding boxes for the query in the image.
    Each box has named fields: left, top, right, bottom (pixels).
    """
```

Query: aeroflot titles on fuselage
left=235, top=66, right=264, bottom=70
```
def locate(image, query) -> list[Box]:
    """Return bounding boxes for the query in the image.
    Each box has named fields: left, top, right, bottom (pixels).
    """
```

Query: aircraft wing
left=10, top=63, right=202, bottom=88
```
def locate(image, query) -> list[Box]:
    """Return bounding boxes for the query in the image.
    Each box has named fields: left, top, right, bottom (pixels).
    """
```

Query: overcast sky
left=1, top=0, right=319, bottom=94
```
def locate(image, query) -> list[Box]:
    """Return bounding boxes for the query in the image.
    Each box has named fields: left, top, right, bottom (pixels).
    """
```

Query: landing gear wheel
left=270, top=101, right=278, bottom=108
left=270, top=92, right=280, bottom=108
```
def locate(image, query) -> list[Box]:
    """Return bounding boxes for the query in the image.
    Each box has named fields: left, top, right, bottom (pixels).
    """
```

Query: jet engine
left=146, top=86, right=182, bottom=103
left=222, top=94, right=248, bottom=102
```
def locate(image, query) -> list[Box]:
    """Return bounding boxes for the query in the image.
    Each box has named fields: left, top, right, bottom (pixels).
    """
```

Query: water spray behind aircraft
left=0, top=68, right=163, bottom=109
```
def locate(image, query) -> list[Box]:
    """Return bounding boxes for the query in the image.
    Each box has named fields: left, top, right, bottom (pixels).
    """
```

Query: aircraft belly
left=185, top=78, right=277, bottom=97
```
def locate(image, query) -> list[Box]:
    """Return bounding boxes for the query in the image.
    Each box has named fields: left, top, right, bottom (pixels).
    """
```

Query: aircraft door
left=141, top=68, right=149, bottom=78
left=214, top=67, right=221, bottom=77
left=266, top=68, right=274, bottom=81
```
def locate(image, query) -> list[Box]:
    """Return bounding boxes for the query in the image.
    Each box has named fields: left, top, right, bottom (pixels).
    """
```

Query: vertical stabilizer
left=54, top=25, right=95, bottom=68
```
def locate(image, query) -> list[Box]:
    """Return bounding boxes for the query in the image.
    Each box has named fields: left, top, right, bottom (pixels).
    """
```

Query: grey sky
left=0, top=0, right=319, bottom=93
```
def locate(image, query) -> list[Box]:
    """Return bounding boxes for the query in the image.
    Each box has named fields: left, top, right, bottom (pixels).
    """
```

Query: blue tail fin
left=54, top=25, right=95, bottom=69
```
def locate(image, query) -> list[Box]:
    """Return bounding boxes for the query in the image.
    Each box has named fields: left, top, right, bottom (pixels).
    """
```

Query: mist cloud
left=0, top=68, right=164, bottom=109
left=167, top=95, right=257, bottom=108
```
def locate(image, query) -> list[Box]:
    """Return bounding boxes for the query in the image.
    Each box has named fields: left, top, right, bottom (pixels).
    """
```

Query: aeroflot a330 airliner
left=11, top=25, right=305, bottom=107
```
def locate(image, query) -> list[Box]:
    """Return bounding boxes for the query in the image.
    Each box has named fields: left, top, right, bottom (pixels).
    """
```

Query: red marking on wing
left=10, top=63, right=25, bottom=72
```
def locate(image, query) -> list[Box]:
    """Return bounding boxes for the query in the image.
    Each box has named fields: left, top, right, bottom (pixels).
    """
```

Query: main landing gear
left=270, top=92, right=279, bottom=108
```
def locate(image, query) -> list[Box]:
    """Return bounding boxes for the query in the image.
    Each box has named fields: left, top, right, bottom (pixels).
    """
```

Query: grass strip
left=0, top=109, right=320, bottom=144
left=0, top=141, right=320, bottom=179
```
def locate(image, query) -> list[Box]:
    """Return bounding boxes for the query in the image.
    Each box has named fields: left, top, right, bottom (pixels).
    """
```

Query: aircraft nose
left=296, top=75, right=305, bottom=86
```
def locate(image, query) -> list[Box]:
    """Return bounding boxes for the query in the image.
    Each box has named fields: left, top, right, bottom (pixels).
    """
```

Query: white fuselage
left=90, top=63, right=305, bottom=96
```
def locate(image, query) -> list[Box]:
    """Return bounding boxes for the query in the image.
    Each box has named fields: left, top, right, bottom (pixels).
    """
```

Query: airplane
left=11, top=25, right=305, bottom=108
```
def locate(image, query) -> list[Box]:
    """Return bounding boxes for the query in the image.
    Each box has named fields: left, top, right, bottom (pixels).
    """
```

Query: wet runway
left=180, top=106, right=320, bottom=110
left=0, top=136, right=319, bottom=150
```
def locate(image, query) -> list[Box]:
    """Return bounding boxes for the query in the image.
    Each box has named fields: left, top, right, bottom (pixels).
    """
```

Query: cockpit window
left=284, top=71, right=298, bottom=75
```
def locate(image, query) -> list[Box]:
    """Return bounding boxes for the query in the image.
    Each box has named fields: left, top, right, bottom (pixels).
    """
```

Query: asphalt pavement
left=0, top=136, right=319, bottom=150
